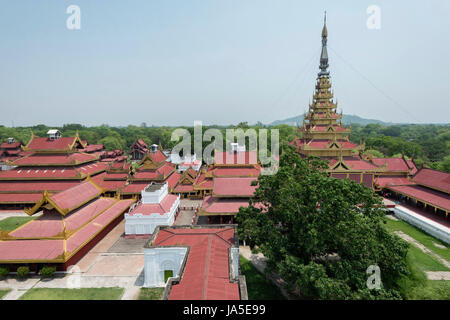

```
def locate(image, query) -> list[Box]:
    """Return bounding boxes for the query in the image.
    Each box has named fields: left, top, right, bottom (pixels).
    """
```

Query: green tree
left=236, top=148, right=409, bottom=299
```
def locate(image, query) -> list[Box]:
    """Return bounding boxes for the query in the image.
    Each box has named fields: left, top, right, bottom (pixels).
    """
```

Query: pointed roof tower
left=318, top=11, right=329, bottom=78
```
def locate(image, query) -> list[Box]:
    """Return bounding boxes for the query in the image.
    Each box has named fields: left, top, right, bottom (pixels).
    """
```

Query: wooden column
left=220, top=215, right=223, bottom=224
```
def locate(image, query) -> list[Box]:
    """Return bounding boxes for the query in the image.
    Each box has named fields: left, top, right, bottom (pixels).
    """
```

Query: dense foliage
left=17, top=266, right=30, bottom=278
left=235, top=148, right=410, bottom=299
left=349, top=123, right=450, bottom=172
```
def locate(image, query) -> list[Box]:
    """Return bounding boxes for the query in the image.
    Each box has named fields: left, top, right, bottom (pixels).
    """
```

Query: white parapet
left=393, top=205, right=450, bottom=245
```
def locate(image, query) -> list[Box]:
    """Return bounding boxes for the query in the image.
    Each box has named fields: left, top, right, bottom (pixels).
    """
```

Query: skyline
left=1, top=1, right=449, bottom=127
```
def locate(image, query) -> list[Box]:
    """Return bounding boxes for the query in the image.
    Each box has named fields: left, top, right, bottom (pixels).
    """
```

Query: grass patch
left=384, top=217, right=450, bottom=300
left=406, top=245, right=449, bottom=272
left=396, top=254, right=450, bottom=300
left=240, top=255, right=285, bottom=300
left=138, top=287, right=164, bottom=300
left=0, top=289, right=11, bottom=299
left=384, top=218, right=449, bottom=261
left=19, top=287, right=124, bottom=300
left=0, top=217, right=34, bottom=231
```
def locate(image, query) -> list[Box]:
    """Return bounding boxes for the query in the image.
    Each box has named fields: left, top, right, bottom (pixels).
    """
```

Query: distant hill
left=269, top=114, right=388, bottom=126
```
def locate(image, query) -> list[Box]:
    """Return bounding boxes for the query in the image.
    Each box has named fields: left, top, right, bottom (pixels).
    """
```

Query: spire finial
left=318, top=12, right=329, bottom=78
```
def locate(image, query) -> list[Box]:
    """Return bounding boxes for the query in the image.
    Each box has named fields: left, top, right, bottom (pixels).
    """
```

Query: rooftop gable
left=25, top=177, right=104, bottom=216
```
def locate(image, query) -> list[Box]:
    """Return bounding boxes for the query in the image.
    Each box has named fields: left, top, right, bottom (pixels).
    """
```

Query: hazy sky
left=1, top=0, right=449, bottom=127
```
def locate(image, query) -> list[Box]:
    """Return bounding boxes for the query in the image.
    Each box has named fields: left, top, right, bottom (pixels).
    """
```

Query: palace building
left=290, top=16, right=448, bottom=241
left=198, top=143, right=261, bottom=224
left=0, top=178, right=135, bottom=271
left=121, top=149, right=178, bottom=198
left=0, top=138, right=26, bottom=171
left=0, top=130, right=107, bottom=209
left=290, top=17, right=419, bottom=189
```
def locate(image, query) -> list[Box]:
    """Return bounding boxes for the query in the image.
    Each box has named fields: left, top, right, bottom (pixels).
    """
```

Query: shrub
left=17, top=266, right=30, bottom=278
left=0, top=266, right=9, bottom=277
left=40, top=266, right=56, bottom=278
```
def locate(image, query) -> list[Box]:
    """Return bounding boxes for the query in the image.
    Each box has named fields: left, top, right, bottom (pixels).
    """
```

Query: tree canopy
left=236, top=148, right=410, bottom=299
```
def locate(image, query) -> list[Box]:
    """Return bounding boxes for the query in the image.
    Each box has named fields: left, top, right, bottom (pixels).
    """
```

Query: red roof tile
left=49, top=180, right=103, bottom=213
left=412, top=168, right=450, bottom=194
left=388, top=184, right=450, bottom=211
left=201, top=196, right=250, bottom=214
left=153, top=227, right=239, bottom=300
left=10, top=212, right=63, bottom=238
left=0, top=193, right=43, bottom=203
left=12, top=153, right=97, bottom=166
left=0, top=240, right=64, bottom=261
left=372, top=158, right=410, bottom=172
left=375, top=176, right=415, bottom=188
left=213, top=167, right=261, bottom=177
left=121, top=182, right=149, bottom=194
left=213, top=177, right=257, bottom=197
left=0, top=181, right=80, bottom=192
left=26, top=136, right=78, bottom=151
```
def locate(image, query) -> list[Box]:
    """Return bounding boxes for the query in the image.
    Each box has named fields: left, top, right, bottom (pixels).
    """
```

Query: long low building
left=0, top=178, right=135, bottom=271
left=143, top=225, right=247, bottom=300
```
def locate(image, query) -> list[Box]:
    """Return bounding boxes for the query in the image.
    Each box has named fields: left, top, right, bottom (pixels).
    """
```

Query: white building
left=125, top=182, right=180, bottom=236
left=166, top=152, right=202, bottom=172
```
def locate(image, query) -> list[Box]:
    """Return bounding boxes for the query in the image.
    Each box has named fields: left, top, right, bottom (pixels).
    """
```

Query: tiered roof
left=0, top=132, right=106, bottom=206
left=0, top=179, right=135, bottom=265
left=122, top=151, right=175, bottom=196
left=0, top=139, right=26, bottom=163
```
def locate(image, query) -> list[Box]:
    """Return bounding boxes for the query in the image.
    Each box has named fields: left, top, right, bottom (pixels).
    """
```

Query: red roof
left=121, top=182, right=149, bottom=194
left=153, top=227, right=239, bottom=300
left=375, top=176, right=415, bottom=188
left=388, top=185, right=450, bottom=211
left=0, top=181, right=80, bottom=193
left=10, top=212, right=63, bottom=238
left=214, top=151, right=258, bottom=165
left=213, top=177, right=257, bottom=197
left=49, top=180, right=103, bottom=213
left=149, top=150, right=167, bottom=163
left=166, top=171, right=181, bottom=188
left=213, top=167, right=261, bottom=177
left=64, top=197, right=117, bottom=231
left=0, top=162, right=106, bottom=179
left=0, top=142, right=22, bottom=149
left=194, top=173, right=213, bottom=189
left=26, top=136, right=79, bottom=151
left=0, top=193, right=43, bottom=204
left=80, top=144, right=104, bottom=153
left=372, top=158, right=410, bottom=172
left=201, top=196, right=250, bottom=214
left=12, top=153, right=97, bottom=166
left=127, top=194, right=178, bottom=216
left=0, top=198, right=135, bottom=263
left=341, top=157, right=381, bottom=170
left=0, top=240, right=64, bottom=261
left=412, top=168, right=450, bottom=194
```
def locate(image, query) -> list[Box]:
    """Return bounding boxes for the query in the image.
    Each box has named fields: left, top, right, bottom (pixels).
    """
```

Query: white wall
left=393, top=206, right=450, bottom=245
left=125, top=196, right=180, bottom=235
left=141, top=183, right=168, bottom=204
left=144, top=247, right=188, bottom=287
